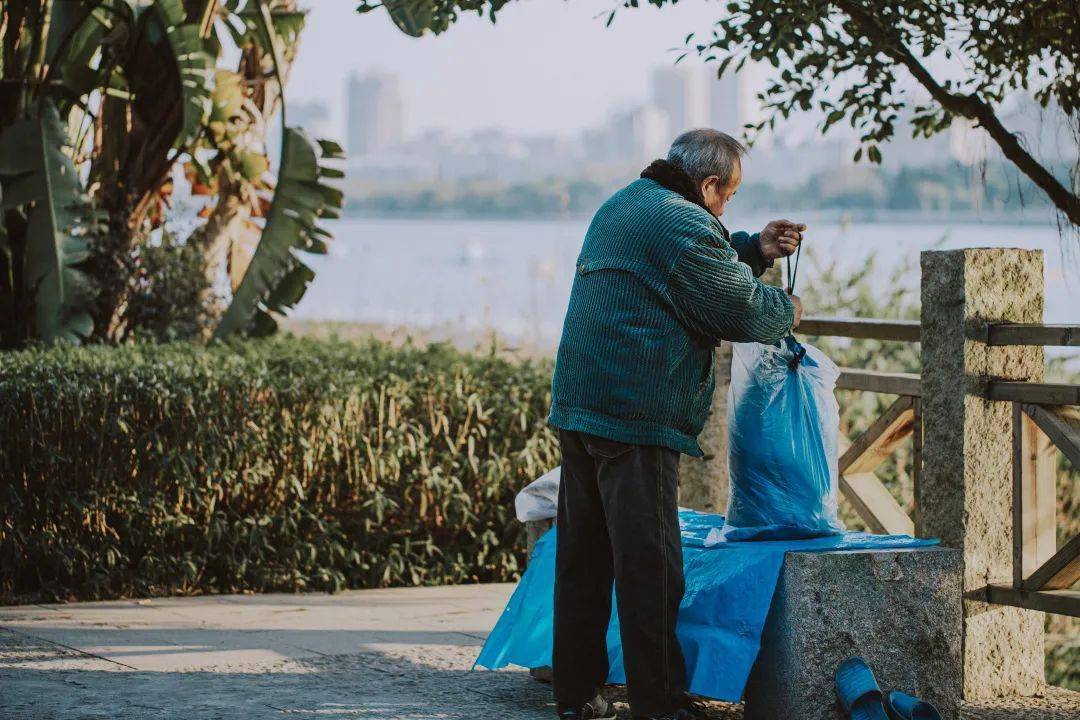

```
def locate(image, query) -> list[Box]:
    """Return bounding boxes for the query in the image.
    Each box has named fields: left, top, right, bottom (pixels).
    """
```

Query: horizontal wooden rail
left=799, top=317, right=920, bottom=343
left=984, top=585, right=1080, bottom=617
left=837, top=369, right=921, bottom=397
left=976, top=323, right=1080, bottom=347
left=799, top=317, right=1080, bottom=346
left=987, top=381, right=1080, bottom=406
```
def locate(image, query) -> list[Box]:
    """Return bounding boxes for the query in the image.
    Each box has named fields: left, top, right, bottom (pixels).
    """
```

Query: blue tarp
left=475, top=509, right=937, bottom=702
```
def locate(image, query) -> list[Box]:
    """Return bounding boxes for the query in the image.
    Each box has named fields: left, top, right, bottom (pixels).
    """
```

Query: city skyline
left=338, top=63, right=772, bottom=186
left=287, top=1, right=786, bottom=142
left=316, top=61, right=977, bottom=194
left=316, top=63, right=758, bottom=154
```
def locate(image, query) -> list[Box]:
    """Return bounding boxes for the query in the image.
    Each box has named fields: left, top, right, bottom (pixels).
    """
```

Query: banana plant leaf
left=42, top=0, right=213, bottom=149
left=45, top=2, right=115, bottom=111
left=0, top=101, right=101, bottom=343
left=212, top=128, right=343, bottom=338
left=213, top=0, right=341, bottom=338
left=153, top=0, right=216, bottom=147
left=0, top=195, right=8, bottom=296
left=232, top=6, right=307, bottom=54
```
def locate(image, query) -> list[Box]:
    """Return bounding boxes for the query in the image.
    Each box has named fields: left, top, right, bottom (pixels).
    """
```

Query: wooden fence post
left=918, top=248, right=1046, bottom=699
left=679, top=265, right=783, bottom=513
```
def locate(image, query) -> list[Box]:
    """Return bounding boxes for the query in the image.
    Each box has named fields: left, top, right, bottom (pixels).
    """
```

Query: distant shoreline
left=339, top=208, right=1061, bottom=228
left=281, top=318, right=556, bottom=359
left=282, top=318, right=1079, bottom=378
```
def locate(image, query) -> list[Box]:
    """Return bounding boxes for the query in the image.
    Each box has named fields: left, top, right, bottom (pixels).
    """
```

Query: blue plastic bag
left=721, top=337, right=844, bottom=541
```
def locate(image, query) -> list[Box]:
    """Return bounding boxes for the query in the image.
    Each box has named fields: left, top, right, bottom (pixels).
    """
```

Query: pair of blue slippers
left=835, top=657, right=942, bottom=720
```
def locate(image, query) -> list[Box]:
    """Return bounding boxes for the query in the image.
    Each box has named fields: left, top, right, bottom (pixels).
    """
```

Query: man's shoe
left=676, top=694, right=710, bottom=719
left=634, top=702, right=709, bottom=720
left=557, top=693, right=616, bottom=720
left=633, top=711, right=700, bottom=720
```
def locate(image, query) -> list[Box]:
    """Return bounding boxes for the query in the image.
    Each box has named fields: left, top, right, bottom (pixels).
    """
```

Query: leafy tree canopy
left=355, top=0, right=513, bottom=37
left=644, top=0, right=1079, bottom=227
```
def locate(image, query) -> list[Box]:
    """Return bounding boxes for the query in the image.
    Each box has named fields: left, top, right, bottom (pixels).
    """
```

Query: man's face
left=700, top=161, right=742, bottom=218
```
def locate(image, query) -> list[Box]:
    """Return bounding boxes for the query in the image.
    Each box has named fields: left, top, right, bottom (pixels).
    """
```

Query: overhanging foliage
left=643, top=0, right=1080, bottom=228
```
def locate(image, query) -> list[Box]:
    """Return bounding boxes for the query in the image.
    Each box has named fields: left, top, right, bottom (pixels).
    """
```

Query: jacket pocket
left=695, top=344, right=715, bottom=395
left=576, top=256, right=664, bottom=294
left=690, top=348, right=715, bottom=424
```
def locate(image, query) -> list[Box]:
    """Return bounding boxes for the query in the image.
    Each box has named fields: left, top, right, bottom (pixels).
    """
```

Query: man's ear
left=699, top=176, right=716, bottom=198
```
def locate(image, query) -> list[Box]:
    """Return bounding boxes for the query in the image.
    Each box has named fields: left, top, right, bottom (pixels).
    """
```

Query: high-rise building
left=707, top=69, right=742, bottom=137
left=583, top=105, right=670, bottom=166
left=290, top=100, right=332, bottom=140
left=613, top=105, right=670, bottom=162
left=651, top=67, right=702, bottom=137
left=346, top=72, right=403, bottom=156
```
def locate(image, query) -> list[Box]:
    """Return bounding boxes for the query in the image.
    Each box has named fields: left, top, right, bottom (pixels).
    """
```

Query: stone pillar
left=745, top=547, right=963, bottom=720
left=679, top=265, right=782, bottom=513
left=918, top=248, right=1045, bottom=699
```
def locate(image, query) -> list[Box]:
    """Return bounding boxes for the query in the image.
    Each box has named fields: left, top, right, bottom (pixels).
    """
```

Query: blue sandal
left=885, top=690, right=942, bottom=720
left=836, top=657, right=889, bottom=720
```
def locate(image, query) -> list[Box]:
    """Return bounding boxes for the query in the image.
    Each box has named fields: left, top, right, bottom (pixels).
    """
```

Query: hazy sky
left=288, top=0, right=758, bottom=141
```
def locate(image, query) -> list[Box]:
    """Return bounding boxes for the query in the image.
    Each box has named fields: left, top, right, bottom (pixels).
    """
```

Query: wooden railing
left=797, top=316, right=923, bottom=537
left=800, top=315, right=1080, bottom=618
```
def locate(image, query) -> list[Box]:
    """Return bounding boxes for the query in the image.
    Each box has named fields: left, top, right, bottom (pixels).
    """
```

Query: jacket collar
left=640, top=159, right=730, bottom=241
left=640, top=159, right=708, bottom=210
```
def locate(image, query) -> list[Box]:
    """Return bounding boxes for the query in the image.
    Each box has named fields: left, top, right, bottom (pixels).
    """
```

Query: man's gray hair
left=666, top=129, right=746, bottom=185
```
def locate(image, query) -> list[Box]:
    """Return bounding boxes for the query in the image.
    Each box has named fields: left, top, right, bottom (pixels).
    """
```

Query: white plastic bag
left=721, top=338, right=844, bottom=541
left=515, top=466, right=561, bottom=521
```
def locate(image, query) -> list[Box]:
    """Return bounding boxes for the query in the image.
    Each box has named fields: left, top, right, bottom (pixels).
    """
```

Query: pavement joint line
left=0, top=625, right=139, bottom=670
left=290, top=644, right=334, bottom=658
left=465, top=687, right=506, bottom=701
left=356, top=659, right=406, bottom=676
left=455, top=631, right=488, bottom=640
left=139, top=603, right=217, bottom=625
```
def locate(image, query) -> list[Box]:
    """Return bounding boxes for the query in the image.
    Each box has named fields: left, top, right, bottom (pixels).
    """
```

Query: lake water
left=294, top=213, right=1080, bottom=351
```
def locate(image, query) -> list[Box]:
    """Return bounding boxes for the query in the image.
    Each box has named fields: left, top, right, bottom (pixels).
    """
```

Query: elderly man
left=548, top=129, right=804, bottom=720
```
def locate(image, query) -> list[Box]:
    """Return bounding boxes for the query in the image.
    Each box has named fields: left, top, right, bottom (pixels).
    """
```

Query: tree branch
left=837, top=0, right=1080, bottom=227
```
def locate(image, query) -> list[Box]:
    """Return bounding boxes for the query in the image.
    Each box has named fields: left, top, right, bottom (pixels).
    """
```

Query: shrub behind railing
left=0, top=337, right=558, bottom=604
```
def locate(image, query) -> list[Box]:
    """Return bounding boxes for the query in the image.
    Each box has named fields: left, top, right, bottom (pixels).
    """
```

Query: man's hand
left=788, top=292, right=803, bottom=330
left=758, top=219, right=805, bottom=261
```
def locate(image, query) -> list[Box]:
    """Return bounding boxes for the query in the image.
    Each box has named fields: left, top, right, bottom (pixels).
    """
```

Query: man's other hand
left=758, top=220, right=805, bottom=261
left=788, top=292, right=803, bottom=330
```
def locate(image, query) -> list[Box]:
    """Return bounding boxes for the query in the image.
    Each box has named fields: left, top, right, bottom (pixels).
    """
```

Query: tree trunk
left=191, top=0, right=301, bottom=335
left=189, top=182, right=251, bottom=337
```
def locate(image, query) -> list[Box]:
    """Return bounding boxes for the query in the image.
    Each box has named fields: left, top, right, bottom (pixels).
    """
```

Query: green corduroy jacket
left=548, top=178, right=795, bottom=456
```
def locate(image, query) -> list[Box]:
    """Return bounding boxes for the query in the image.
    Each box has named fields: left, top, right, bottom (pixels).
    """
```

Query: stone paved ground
left=0, top=585, right=1074, bottom=720
left=0, top=585, right=740, bottom=720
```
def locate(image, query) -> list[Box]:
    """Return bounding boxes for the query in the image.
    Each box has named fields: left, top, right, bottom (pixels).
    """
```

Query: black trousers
left=553, top=429, right=687, bottom=717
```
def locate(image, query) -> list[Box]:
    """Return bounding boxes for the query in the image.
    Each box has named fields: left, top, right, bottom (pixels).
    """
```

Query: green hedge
left=0, top=337, right=558, bottom=604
